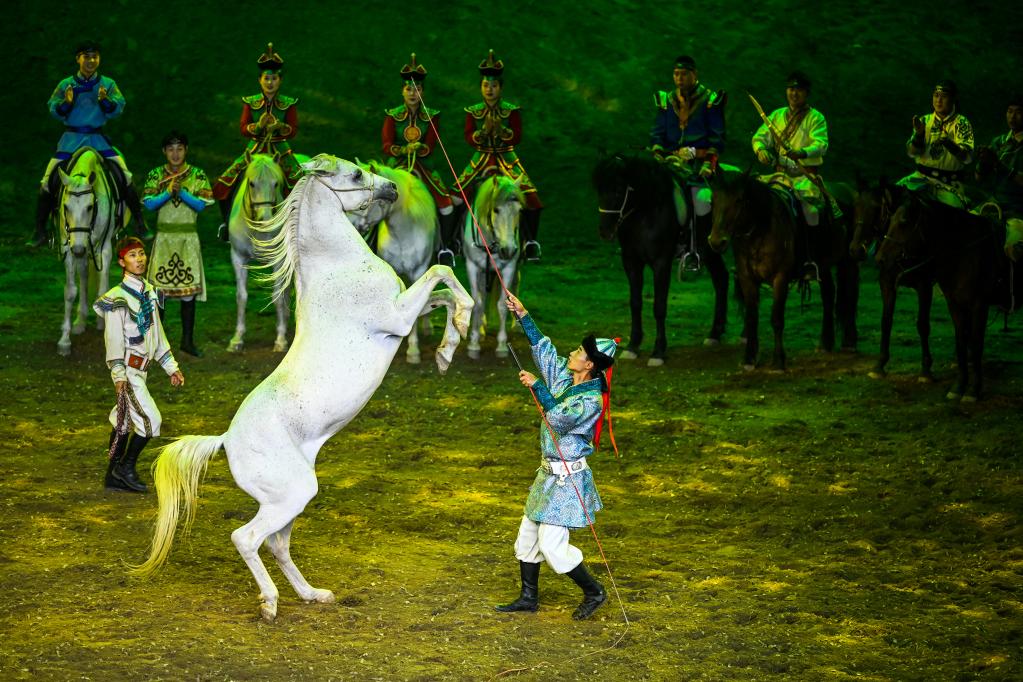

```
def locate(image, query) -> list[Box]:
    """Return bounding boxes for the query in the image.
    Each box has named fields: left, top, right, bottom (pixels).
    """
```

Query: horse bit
left=598, top=185, right=635, bottom=234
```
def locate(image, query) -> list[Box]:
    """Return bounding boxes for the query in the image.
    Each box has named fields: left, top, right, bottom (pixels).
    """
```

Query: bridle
left=62, top=185, right=109, bottom=271
left=598, top=184, right=635, bottom=235
left=852, top=192, right=892, bottom=257
left=313, top=170, right=378, bottom=219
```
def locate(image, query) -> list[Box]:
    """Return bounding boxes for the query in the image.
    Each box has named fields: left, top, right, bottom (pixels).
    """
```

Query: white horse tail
left=130, top=434, right=224, bottom=576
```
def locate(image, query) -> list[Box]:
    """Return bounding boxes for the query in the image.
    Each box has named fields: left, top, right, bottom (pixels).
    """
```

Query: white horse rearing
left=132, top=155, right=474, bottom=622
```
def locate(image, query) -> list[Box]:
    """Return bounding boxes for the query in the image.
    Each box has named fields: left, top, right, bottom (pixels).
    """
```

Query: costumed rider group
left=31, top=41, right=148, bottom=247
left=751, top=71, right=834, bottom=229
left=382, top=54, right=458, bottom=266
left=456, top=50, right=544, bottom=262
left=976, top=93, right=1023, bottom=259
left=649, top=55, right=726, bottom=252
left=213, top=43, right=300, bottom=239
left=94, top=237, right=185, bottom=493
left=496, top=293, right=617, bottom=620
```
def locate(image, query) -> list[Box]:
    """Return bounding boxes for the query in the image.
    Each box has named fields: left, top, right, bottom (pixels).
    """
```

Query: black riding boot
left=566, top=562, right=607, bottom=620
left=217, top=198, right=232, bottom=242
left=104, top=428, right=132, bottom=491
left=29, top=187, right=55, bottom=248
left=521, top=209, right=542, bottom=262
left=495, top=561, right=540, bottom=613
left=111, top=434, right=150, bottom=493
left=437, top=211, right=459, bottom=267
left=121, top=183, right=152, bottom=240
left=180, top=299, right=202, bottom=357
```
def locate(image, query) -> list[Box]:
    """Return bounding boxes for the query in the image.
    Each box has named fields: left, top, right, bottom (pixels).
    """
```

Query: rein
left=597, top=185, right=636, bottom=236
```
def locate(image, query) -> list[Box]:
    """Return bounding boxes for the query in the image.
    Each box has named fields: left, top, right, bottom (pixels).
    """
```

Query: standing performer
left=649, top=54, right=726, bottom=250
left=94, top=237, right=185, bottom=493
left=496, top=293, right=616, bottom=620
left=752, top=71, right=830, bottom=227
left=212, top=43, right=300, bottom=237
left=455, top=50, right=544, bottom=262
left=382, top=53, right=458, bottom=266
left=897, top=79, right=975, bottom=209
left=977, top=93, right=1023, bottom=258
left=31, top=41, right=147, bottom=248
left=142, top=130, right=214, bottom=357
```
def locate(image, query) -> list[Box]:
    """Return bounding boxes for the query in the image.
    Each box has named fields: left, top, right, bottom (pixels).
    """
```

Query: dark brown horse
left=875, top=196, right=1019, bottom=400
left=851, top=180, right=938, bottom=380
left=708, top=171, right=857, bottom=370
left=593, top=154, right=729, bottom=365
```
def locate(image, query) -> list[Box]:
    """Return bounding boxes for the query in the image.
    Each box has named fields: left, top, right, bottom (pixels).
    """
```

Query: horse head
left=58, top=160, right=103, bottom=259
left=302, top=154, right=398, bottom=232
left=850, top=179, right=897, bottom=261
left=475, top=174, right=523, bottom=260
left=707, top=170, right=753, bottom=253
left=243, top=155, right=286, bottom=225
left=593, top=155, right=635, bottom=242
left=875, top=196, right=925, bottom=268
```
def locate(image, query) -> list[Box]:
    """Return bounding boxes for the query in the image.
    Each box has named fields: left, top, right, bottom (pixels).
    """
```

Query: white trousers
left=108, top=367, right=162, bottom=437
left=671, top=185, right=714, bottom=226
left=513, top=515, right=582, bottom=574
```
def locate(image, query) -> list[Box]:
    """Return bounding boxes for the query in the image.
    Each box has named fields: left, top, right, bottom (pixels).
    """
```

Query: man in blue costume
left=495, top=293, right=617, bottom=621
left=30, top=41, right=147, bottom=248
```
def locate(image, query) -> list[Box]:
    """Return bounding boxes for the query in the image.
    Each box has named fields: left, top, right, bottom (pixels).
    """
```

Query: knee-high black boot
left=521, top=209, right=542, bottom=262
left=111, top=433, right=150, bottom=493
left=104, top=428, right=132, bottom=491
left=566, top=562, right=607, bottom=620
left=121, top=183, right=152, bottom=239
left=28, top=187, right=55, bottom=248
left=495, top=561, right=540, bottom=613
left=437, top=211, right=459, bottom=267
left=217, top=198, right=232, bottom=242
left=180, top=299, right=202, bottom=357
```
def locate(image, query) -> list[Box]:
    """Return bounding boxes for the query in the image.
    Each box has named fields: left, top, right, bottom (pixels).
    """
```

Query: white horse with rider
left=132, top=155, right=473, bottom=622
left=226, top=154, right=291, bottom=352
left=55, top=147, right=129, bottom=356
left=462, top=174, right=525, bottom=359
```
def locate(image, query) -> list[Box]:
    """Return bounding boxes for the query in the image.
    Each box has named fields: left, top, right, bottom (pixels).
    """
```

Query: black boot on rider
left=111, top=433, right=150, bottom=493
left=104, top=428, right=132, bottom=491
left=566, top=562, right=607, bottom=620
left=180, top=299, right=202, bottom=357
left=122, top=183, right=152, bottom=240
left=437, top=210, right=459, bottom=267
left=521, top=209, right=542, bottom=262
left=495, top=560, right=540, bottom=613
left=29, top=187, right=54, bottom=248
left=217, top=198, right=232, bottom=242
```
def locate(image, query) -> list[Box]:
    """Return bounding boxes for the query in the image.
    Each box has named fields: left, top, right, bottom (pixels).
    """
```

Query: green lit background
left=2, top=1, right=1022, bottom=680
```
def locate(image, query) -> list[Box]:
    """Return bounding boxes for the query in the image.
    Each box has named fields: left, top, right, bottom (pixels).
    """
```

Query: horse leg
left=739, top=276, right=760, bottom=370
left=494, top=261, right=517, bottom=359
left=231, top=504, right=296, bottom=622
left=265, top=520, right=336, bottom=605
left=273, top=282, right=291, bottom=353
left=406, top=318, right=421, bottom=364
left=946, top=302, right=969, bottom=400
left=72, top=255, right=89, bottom=335
left=963, top=304, right=988, bottom=402
left=916, top=283, right=935, bottom=382
left=818, top=268, right=836, bottom=352
left=418, top=289, right=468, bottom=374
left=466, top=261, right=486, bottom=359
left=621, top=257, right=644, bottom=359
left=228, top=249, right=248, bottom=352
left=385, top=264, right=473, bottom=368
left=649, top=260, right=671, bottom=366
left=837, top=258, right=860, bottom=351
left=58, top=254, right=76, bottom=356
left=704, top=249, right=729, bottom=345
left=770, top=274, right=789, bottom=371
left=871, top=270, right=898, bottom=378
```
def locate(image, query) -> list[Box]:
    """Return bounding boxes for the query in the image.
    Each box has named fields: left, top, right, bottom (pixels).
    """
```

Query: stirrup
left=524, top=240, right=541, bottom=262
left=802, top=261, right=820, bottom=282
left=437, top=248, right=456, bottom=268
left=676, top=248, right=702, bottom=281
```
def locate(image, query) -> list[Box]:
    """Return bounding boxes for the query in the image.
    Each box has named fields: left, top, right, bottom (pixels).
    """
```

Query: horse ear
left=58, top=168, right=72, bottom=186
left=87, top=171, right=96, bottom=186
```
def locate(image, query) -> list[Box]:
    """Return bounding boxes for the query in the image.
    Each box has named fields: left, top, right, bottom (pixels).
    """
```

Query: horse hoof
left=703, top=338, right=720, bottom=347
left=467, top=348, right=480, bottom=360
left=741, top=363, right=756, bottom=372
left=260, top=601, right=278, bottom=623
left=737, top=337, right=748, bottom=347
left=620, top=349, right=638, bottom=361
left=406, top=353, right=421, bottom=364
left=867, top=370, right=885, bottom=380
left=647, top=357, right=665, bottom=367
left=306, top=589, right=335, bottom=604
left=72, top=323, right=87, bottom=335
left=495, top=346, right=509, bottom=358
left=273, top=341, right=289, bottom=353
left=57, top=343, right=72, bottom=357
left=945, top=391, right=962, bottom=400
left=227, top=340, right=244, bottom=353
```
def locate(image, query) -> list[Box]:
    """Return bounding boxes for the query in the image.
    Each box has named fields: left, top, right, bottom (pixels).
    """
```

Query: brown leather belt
left=127, top=353, right=150, bottom=371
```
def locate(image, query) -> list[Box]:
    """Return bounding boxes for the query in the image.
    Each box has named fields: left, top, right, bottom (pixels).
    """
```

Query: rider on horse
left=212, top=43, right=301, bottom=238
left=897, top=79, right=975, bottom=209
left=30, top=41, right=148, bottom=248
left=752, top=71, right=831, bottom=229
left=649, top=54, right=726, bottom=252
left=382, top=54, right=458, bottom=267
left=142, top=130, right=214, bottom=357
left=976, top=92, right=1023, bottom=259
left=455, top=50, right=543, bottom=262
